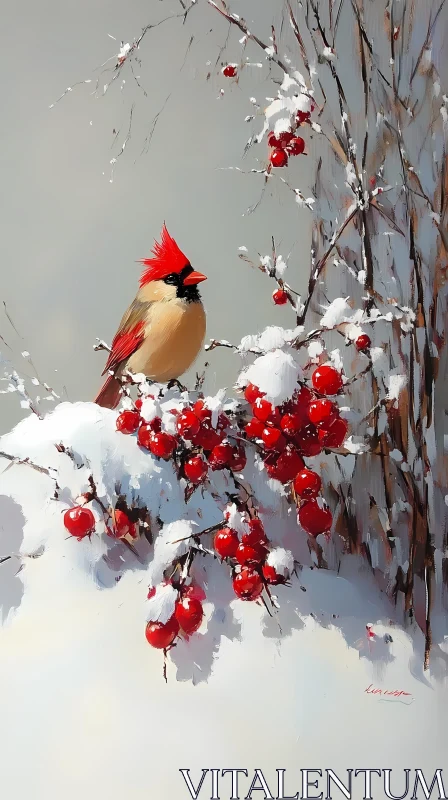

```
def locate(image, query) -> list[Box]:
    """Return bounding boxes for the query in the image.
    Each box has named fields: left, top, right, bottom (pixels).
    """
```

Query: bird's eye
left=164, top=273, right=178, bottom=285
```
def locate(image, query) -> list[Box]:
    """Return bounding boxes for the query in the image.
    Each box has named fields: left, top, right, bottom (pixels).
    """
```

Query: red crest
left=139, top=224, right=190, bottom=286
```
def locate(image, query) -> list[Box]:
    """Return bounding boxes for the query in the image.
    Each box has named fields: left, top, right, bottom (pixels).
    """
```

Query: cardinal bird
left=94, top=225, right=206, bottom=408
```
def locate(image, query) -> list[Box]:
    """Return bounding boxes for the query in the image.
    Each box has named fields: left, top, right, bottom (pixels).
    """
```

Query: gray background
left=0, top=0, right=311, bottom=433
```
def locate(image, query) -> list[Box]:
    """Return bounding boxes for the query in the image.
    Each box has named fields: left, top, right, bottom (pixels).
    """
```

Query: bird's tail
left=94, top=374, right=121, bottom=409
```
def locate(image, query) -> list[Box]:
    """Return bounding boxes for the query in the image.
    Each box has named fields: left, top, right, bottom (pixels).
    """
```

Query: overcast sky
left=0, top=0, right=312, bottom=433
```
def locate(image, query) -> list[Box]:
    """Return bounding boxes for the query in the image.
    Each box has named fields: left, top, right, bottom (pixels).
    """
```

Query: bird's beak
left=183, top=271, right=207, bottom=285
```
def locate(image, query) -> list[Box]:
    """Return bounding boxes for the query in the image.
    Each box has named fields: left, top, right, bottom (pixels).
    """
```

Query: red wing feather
left=102, top=321, right=145, bottom=375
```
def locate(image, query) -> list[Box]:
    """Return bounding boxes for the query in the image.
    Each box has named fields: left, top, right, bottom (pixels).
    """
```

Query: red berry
left=228, top=444, right=247, bottom=472
left=214, top=527, right=239, bottom=559
left=278, top=130, right=294, bottom=146
left=294, top=385, right=315, bottom=409
left=149, top=432, right=177, bottom=459
left=113, top=509, right=136, bottom=538
left=262, top=426, right=286, bottom=451
left=116, top=410, right=141, bottom=434
left=318, top=417, right=348, bottom=448
left=267, top=130, right=293, bottom=148
left=287, top=136, right=305, bottom=155
left=148, top=416, right=162, bottom=432
left=266, top=446, right=304, bottom=483
left=262, top=564, right=286, bottom=585
left=281, top=387, right=314, bottom=422
left=244, top=418, right=265, bottom=439
left=145, top=617, right=179, bottom=649
left=217, top=412, right=230, bottom=431
left=355, top=334, right=371, bottom=352
left=63, top=506, right=95, bottom=539
left=242, top=518, right=268, bottom=548
left=177, top=409, right=201, bottom=439
left=253, top=398, right=274, bottom=422
left=134, top=398, right=143, bottom=411
left=272, top=289, right=289, bottom=305
left=208, top=442, right=234, bottom=470
left=235, top=543, right=264, bottom=566
left=193, top=399, right=212, bottom=423
left=294, top=424, right=322, bottom=457
left=296, top=110, right=311, bottom=125
left=233, top=567, right=263, bottom=600
left=138, top=424, right=153, bottom=449
left=311, top=365, right=343, bottom=395
left=223, top=64, right=237, bottom=78
left=184, top=455, right=208, bottom=484
left=182, top=584, right=206, bottom=602
left=267, top=407, right=282, bottom=427
left=280, top=412, right=305, bottom=436
left=175, top=596, right=204, bottom=635
left=270, top=148, right=288, bottom=168
left=293, top=469, right=322, bottom=498
left=267, top=131, right=280, bottom=147
left=298, top=500, right=332, bottom=536
left=192, top=424, right=223, bottom=451
left=244, top=383, right=264, bottom=405
left=308, top=398, right=338, bottom=428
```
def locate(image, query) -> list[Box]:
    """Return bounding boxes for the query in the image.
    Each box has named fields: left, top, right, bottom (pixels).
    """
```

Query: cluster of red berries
left=268, top=107, right=313, bottom=168
left=115, top=397, right=246, bottom=484
left=145, top=584, right=206, bottom=650
left=243, top=364, right=349, bottom=536
left=63, top=504, right=138, bottom=541
left=215, top=516, right=288, bottom=601
left=146, top=515, right=290, bottom=651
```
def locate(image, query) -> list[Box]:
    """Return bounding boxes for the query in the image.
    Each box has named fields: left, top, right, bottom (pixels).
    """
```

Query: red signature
left=365, top=684, right=412, bottom=698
